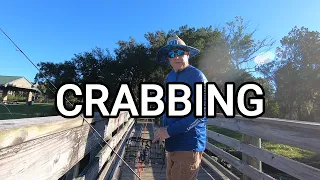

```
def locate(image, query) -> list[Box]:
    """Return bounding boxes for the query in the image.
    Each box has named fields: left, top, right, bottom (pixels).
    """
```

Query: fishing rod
left=0, top=28, right=141, bottom=180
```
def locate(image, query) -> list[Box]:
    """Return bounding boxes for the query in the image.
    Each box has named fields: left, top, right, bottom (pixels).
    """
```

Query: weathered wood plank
left=216, top=113, right=320, bottom=129
left=208, top=128, right=261, bottom=180
left=76, top=118, right=134, bottom=180
left=207, top=130, right=261, bottom=180
left=120, top=174, right=215, bottom=179
left=0, top=111, right=129, bottom=149
left=242, top=134, right=261, bottom=180
left=119, top=173, right=216, bottom=178
left=98, top=121, right=135, bottom=180
left=201, top=156, right=230, bottom=180
left=206, top=142, right=275, bottom=180
left=103, top=112, right=128, bottom=140
left=105, top=140, right=127, bottom=180
left=0, top=112, right=101, bottom=149
left=0, top=112, right=130, bottom=180
left=0, top=119, right=105, bottom=180
left=98, top=118, right=133, bottom=165
left=120, top=169, right=216, bottom=180
left=208, top=115, right=320, bottom=154
left=240, top=142, right=320, bottom=180
left=199, top=163, right=224, bottom=180
left=207, top=130, right=320, bottom=180
left=207, top=130, right=241, bottom=150
left=202, top=152, right=240, bottom=180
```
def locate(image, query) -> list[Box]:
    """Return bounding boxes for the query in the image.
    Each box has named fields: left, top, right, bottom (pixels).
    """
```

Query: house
left=0, top=75, right=40, bottom=104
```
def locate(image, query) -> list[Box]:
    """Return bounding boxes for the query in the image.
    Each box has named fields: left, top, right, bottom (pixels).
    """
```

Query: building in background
left=0, top=75, right=40, bottom=104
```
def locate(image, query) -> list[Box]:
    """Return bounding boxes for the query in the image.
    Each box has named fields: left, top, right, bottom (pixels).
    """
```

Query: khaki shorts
left=166, top=151, right=203, bottom=180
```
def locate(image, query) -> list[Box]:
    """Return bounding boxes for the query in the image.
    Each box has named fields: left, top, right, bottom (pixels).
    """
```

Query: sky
left=1, top=0, right=319, bottom=82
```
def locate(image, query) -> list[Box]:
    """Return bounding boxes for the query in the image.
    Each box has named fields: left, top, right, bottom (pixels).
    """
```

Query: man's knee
left=167, top=151, right=203, bottom=180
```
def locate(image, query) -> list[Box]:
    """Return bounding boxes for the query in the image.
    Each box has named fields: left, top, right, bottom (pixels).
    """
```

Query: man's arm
left=166, top=73, right=208, bottom=137
left=167, top=114, right=206, bottom=137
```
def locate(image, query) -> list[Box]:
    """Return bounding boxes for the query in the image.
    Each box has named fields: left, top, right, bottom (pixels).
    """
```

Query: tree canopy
left=35, top=17, right=320, bottom=122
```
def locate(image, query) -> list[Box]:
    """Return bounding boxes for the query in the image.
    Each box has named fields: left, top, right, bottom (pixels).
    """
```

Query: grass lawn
left=208, top=125, right=316, bottom=160
left=0, top=103, right=58, bottom=120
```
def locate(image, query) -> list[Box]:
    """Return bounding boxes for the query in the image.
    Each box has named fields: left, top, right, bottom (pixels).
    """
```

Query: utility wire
left=0, top=28, right=141, bottom=180
left=0, top=103, right=15, bottom=119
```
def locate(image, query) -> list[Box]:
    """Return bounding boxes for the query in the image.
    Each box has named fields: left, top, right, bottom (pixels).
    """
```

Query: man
left=152, top=35, right=208, bottom=180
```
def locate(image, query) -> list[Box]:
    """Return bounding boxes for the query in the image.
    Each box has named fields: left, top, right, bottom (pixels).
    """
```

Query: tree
left=35, top=61, right=78, bottom=99
left=223, top=16, right=275, bottom=72
left=260, top=26, right=320, bottom=121
left=72, top=47, right=114, bottom=84
left=34, top=16, right=284, bottom=119
left=111, top=37, right=165, bottom=107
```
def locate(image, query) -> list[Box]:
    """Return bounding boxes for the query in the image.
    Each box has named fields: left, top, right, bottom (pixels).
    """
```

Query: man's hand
left=152, top=127, right=170, bottom=143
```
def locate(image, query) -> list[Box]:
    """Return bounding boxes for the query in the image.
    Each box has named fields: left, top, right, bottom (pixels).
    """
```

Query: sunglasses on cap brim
left=167, top=49, right=188, bottom=58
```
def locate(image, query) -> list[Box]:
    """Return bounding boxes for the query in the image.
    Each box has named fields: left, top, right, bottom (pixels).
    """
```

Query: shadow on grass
left=0, top=103, right=58, bottom=120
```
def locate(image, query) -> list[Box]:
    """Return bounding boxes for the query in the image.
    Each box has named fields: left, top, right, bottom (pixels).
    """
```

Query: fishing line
left=0, top=28, right=141, bottom=180
left=0, top=103, right=15, bottom=119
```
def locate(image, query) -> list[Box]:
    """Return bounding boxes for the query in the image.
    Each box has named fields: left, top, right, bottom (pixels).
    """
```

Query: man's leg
left=166, top=152, right=174, bottom=180
left=169, top=151, right=203, bottom=180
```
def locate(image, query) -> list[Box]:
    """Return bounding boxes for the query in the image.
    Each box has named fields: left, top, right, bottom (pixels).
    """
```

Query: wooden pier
left=1, top=111, right=320, bottom=180
left=117, top=121, right=222, bottom=180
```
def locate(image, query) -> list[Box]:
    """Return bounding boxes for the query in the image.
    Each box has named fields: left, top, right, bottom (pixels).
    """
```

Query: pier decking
left=118, top=121, right=227, bottom=180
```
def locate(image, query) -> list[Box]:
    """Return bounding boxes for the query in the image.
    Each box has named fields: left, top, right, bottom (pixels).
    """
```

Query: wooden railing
left=204, top=114, right=320, bottom=180
left=0, top=111, right=134, bottom=180
left=1, top=111, right=320, bottom=180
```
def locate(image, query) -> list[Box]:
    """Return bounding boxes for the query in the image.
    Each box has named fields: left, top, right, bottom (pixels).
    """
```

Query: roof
left=0, top=76, right=23, bottom=85
left=0, top=75, right=40, bottom=92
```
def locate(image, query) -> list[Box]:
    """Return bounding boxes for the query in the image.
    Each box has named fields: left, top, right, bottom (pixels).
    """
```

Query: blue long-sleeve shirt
left=163, top=65, right=208, bottom=152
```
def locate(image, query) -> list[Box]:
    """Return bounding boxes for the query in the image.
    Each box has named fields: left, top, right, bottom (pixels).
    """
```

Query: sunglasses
left=167, top=49, right=187, bottom=58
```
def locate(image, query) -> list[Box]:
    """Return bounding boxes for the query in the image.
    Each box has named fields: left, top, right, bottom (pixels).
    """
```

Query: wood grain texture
left=76, top=118, right=134, bottom=180
left=0, top=112, right=130, bottom=180
left=120, top=164, right=219, bottom=180
left=206, top=142, right=275, bottom=180
left=0, top=111, right=129, bottom=149
left=242, top=134, right=261, bottom=180
left=0, top=112, right=102, bottom=149
left=208, top=115, right=320, bottom=154
left=201, top=156, right=231, bottom=180
left=103, top=129, right=129, bottom=180
left=207, top=130, right=320, bottom=180
left=103, top=112, right=128, bottom=140
left=0, top=121, right=99, bottom=180
left=202, top=152, right=240, bottom=180
left=207, top=130, right=241, bottom=150
left=97, top=121, right=135, bottom=180
left=240, top=142, right=320, bottom=180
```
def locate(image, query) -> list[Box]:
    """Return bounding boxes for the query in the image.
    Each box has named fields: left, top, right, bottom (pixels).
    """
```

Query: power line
left=0, top=27, right=141, bottom=180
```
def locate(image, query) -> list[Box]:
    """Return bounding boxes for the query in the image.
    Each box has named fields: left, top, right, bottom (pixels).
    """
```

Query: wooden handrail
left=76, top=118, right=134, bottom=180
left=0, top=111, right=132, bottom=180
left=205, top=114, right=320, bottom=180
left=208, top=114, right=320, bottom=154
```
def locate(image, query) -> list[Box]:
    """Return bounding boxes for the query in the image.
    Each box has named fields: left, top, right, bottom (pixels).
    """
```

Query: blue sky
left=1, top=0, right=319, bottom=82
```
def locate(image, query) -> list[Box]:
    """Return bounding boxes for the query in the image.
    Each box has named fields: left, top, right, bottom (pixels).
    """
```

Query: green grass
left=207, top=125, right=316, bottom=160
left=0, top=103, right=58, bottom=120
left=261, top=141, right=316, bottom=159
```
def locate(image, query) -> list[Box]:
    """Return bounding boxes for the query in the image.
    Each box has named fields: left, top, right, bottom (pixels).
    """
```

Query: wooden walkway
left=2, top=112, right=320, bottom=180
left=118, top=121, right=223, bottom=180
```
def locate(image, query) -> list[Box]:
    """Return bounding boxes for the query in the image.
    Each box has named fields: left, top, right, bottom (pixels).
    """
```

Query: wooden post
left=242, top=134, right=262, bottom=180
left=2, top=88, right=8, bottom=103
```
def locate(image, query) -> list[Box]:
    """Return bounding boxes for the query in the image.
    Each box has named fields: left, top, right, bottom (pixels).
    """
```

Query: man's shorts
left=166, top=151, right=203, bottom=180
